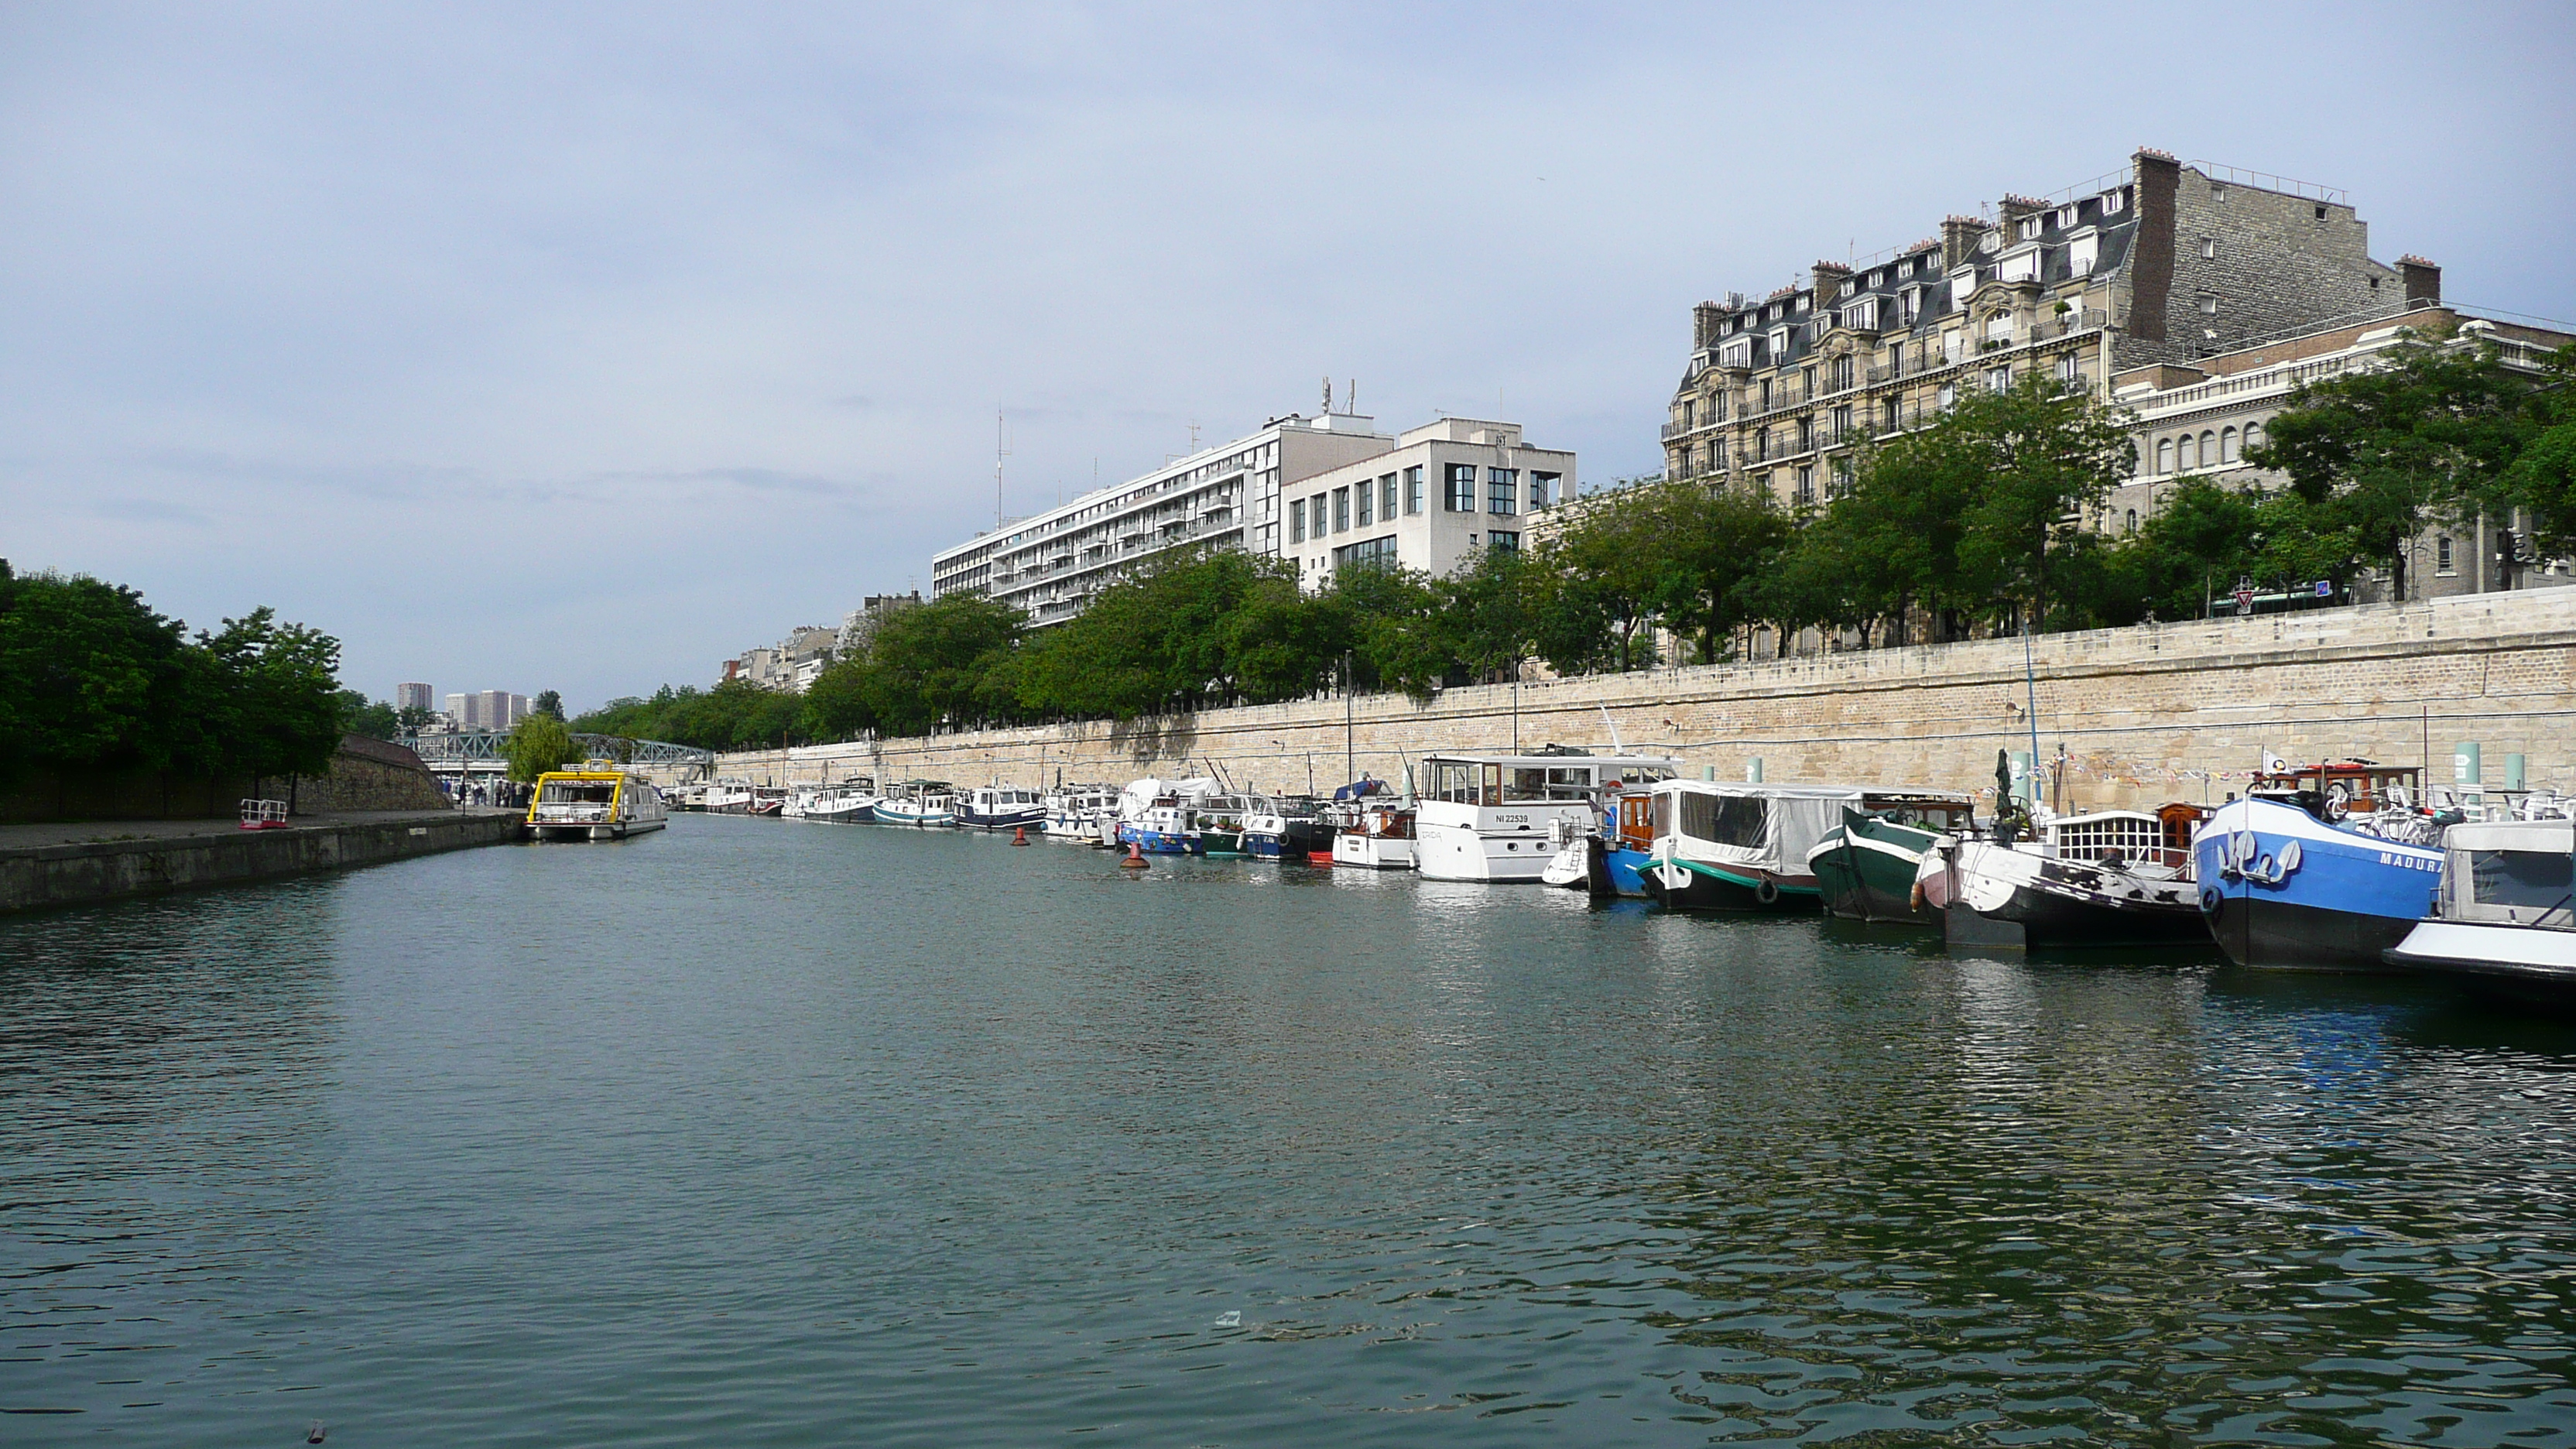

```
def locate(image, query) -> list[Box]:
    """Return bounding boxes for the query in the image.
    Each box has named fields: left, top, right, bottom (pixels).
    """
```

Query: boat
left=702, top=777, right=755, bottom=814
left=1043, top=784, right=1122, bottom=839
left=807, top=777, right=882, bottom=824
left=1115, top=776, right=1223, bottom=855
left=957, top=785, right=1047, bottom=831
left=1415, top=751, right=1682, bottom=883
left=523, top=766, right=669, bottom=841
left=1540, top=780, right=1660, bottom=898
left=2384, top=819, right=2576, bottom=1001
left=1640, top=781, right=1888, bottom=912
left=1916, top=803, right=2210, bottom=949
left=1330, top=800, right=1417, bottom=869
left=1803, top=792, right=1981, bottom=924
left=2194, top=762, right=2445, bottom=970
left=748, top=786, right=786, bottom=817
left=669, top=781, right=709, bottom=812
left=1242, top=794, right=1334, bottom=860
left=874, top=780, right=958, bottom=827
left=781, top=784, right=824, bottom=819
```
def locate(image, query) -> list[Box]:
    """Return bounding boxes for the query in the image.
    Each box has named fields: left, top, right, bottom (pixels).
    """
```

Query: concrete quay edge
left=0, top=810, right=521, bottom=914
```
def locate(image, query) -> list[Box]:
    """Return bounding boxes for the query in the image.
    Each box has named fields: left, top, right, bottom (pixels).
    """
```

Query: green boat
left=1805, top=796, right=1978, bottom=925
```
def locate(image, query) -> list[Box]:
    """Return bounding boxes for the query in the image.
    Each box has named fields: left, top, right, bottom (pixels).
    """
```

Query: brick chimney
left=2398, top=255, right=2442, bottom=305
left=1811, top=262, right=1852, bottom=308
left=2126, top=148, right=2183, bottom=344
left=1941, top=215, right=1988, bottom=269
left=1694, top=300, right=1725, bottom=350
left=1998, top=194, right=2047, bottom=237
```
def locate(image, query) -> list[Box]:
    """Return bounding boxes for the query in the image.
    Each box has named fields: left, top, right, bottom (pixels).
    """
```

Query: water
left=5, top=817, right=2576, bottom=1446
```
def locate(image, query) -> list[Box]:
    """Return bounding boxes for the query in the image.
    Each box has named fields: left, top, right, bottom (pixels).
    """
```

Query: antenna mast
left=995, top=408, right=1009, bottom=528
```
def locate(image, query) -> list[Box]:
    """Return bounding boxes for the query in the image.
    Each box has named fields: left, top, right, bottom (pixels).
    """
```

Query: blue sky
left=5, top=2, right=2571, bottom=710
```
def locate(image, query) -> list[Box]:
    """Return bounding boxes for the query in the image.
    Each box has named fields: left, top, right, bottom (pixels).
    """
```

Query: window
left=1899, top=286, right=1921, bottom=324
left=1488, top=470, right=1518, bottom=515
left=2017, top=217, right=2040, bottom=240
left=1830, top=460, right=1852, bottom=499
left=2125, top=508, right=2138, bottom=536
left=2179, top=434, right=2198, bottom=471
left=1530, top=471, right=1558, bottom=509
left=1882, top=398, right=1899, bottom=430
left=2438, top=536, right=2455, bottom=574
left=2070, top=233, right=2098, bottom=276
left=1759, top=378, right=1775, bottom=412
left=2244, top=421, right=2264, bottom=453
left=2220, top=426, right=2238, bottom=464
left=1406, top=466, right=1424, bottom=514
left=1312, top=493, right=1328, bottom=534
left=2055, top=352, right=2079, bottom=384
left=1832, top=404, right=1852, bottom=441
left=2200, top=236, right=2217, bottom=260
left=1795, top=465, right=1814, bottom=505
left=1290, top=498, right=1305, bottom=543
left=2000, top=247, right=2040, bottom=283
left=1487, top=530, right=1519, bottom=553
left=2102, top=188, right=2126, bottom=214
left=1937, top=382, right=1957, bottom=411
left=1986, top=366, right=2011, bottom=393
left=1719, top=340, right=1753, bottom=368
left=1711, top=438, right=1728, bottom=470
left=1444, top=463, right=1475, bottom=511
left=1382, top=474, right=1399, bottom=519
left=1681, top=398, right=1695, bottom=428
left=1797, top=416, right=1813, bottom=452
left=1985, top=313, right=2013, bottom=345
left=1331, top=536, right=1399, bottom=572
left=1333, top=488, right=1350, bottom=533
left=2200, top=430, right=2216, bottom=464
left=1831, top=355, right=1855, bottom=390
left=2314, top=203, right=2328, bottom=220
left=2057, top=205, right=2079, bottom=230
left=1355, top=480, right=1371, bottom=527
left=2156, top=437, right=2174, bottom=473
left=1802, top=365, right=1817, bottom=396
left=2199, top=294, right=2220, bottom=316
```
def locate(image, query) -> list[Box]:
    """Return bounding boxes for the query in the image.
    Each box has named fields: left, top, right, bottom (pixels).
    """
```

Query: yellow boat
left=523, top=765, right=669, bottom=841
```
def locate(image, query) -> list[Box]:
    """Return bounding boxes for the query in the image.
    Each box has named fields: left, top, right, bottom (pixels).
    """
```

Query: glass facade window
left=1488, top=470, right=1517, bottom=515
left=1444, top=463, right=1476, bottom=512
left=1405, top=466, right=1424, bottom=515
left=1380, top=474, right=1398, bottom=520
left=1290, top=498, right=1304, bottom=543
left=1530, top=471, right=1558, bottom=509
left=1487, top=530, right=1519, bottom=553
left=1333, top=488, right=1350, bottom=533
left=1355, top=481, right=1372, bottom=527
left=1331, top=536, right=1399, bottom=572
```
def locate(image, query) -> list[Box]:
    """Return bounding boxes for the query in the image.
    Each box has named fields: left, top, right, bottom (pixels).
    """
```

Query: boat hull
left=1331, top=834, right=1415, bottom=869
left=2192, top=798, right=2443, bottom=971
left=1643, top=857, right=1821, bottom=913
left=1414, top=822, right=1557, bottom=882
left=1808, top=815, right=1941, bottom=925
left=1923, top=840, right=2205, bottom=950
left=957, top=806, right=1046, bottom=831
left=1118, top=824, right=1201, bottom=855
left=2387, top=919, right=2576, bottom=1002
left=526, top=818, right=666, bottom=841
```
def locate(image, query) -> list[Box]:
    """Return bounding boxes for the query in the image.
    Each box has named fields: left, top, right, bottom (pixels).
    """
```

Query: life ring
left=2199, top=883, right=2223, bottom=915
left=1755, top=877, right=1781, bottom=906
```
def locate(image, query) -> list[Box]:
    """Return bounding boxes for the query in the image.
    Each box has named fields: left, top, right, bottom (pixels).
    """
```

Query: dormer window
left=1950, top=269, right=1978, bottom=309
left=2102, top=188, right=2126, bottom=214
left=2017, top=217, right=2040, bottom=240
left=2057, top=205, right=2079, bottom=230
left=1718, top=339, right=1753, bottom=369
left=1899, top=285, right=1921, bottom=324
left=1978, top=231, right=2000, bottom=254
left=2068, top=231, right=2099, bottom=276
left=1767, top=326, right=1790, bottom=359
left=1795, top=295, right=1810, bottom=313
left=1999, top=246, right=2043, bottom=283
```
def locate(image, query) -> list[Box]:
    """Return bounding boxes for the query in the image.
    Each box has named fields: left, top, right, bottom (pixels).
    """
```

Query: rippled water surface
left=6, top=816, right=2576, bottom=1445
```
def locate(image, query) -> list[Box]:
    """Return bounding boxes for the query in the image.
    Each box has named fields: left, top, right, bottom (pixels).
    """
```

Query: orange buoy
left=1012, top=826, right=1030, bottom=846
left=1119, top=841, right=1149, bottom=870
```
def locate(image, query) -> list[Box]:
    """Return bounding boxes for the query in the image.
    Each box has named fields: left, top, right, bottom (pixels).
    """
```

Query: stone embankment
left=693, top=588, right=2576, bottom=810
left=0, top=810, right=521, bottom=914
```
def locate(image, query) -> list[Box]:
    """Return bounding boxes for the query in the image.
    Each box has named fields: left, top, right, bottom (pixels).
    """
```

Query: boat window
left=1680, top=792, right=1766, bottom=848
left=540, top=781, right=617, bottom=803
left=2468, top=851, right=2574, bottom=912
left=1652, top=793, right=1672, bottom=838
left=1615, top=766, right=1676, bottom=784
left=1481, top=764, right=1502, bottom=807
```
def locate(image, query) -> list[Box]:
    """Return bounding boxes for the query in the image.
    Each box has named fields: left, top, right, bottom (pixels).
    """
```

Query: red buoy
left=1012, top=826, right=1030, bottom=846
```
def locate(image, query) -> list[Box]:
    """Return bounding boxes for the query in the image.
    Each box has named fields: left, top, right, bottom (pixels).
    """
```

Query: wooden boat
left=1802, top=792, right=1979, bottom=924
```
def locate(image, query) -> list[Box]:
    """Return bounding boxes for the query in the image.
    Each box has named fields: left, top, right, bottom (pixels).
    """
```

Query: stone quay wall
left=694, top=589, right=2576, bottom=810
left=0, top=810, right=522, bottom=914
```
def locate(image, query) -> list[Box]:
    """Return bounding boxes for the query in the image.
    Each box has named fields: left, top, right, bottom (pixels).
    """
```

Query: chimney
left=1694, top=300, right=1725, bottom=350
left=2126, top=148, right=2183, bottom=344
left=1941, top=215, right=1988, bottom=269
left=1998, top=194, right=2047, bottom=237
left=1811, top=262, right=1852, bottom=308
left=2398, top=255, right=2441, bottom=305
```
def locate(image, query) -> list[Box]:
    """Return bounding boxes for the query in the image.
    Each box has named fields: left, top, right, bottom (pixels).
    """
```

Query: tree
left=2249, top=331, right=2536, bottom=601
left=1943, top=372, right=2136, bottom=632
left=2496, top=343, right=2576, bottom=557
left=194, top=608, right=346, bottom=779
left=532, top=690, right=564, bottom=719
left=505, top=712, right=581, bottom=783
left=1438, top=546, right=1547, bottom=684
left=1326, top=563, right=1449, bottom=702
left=1529, top=481, right=1667, bottom=673
left=340, top=690, right=402, bottom=741
left=1640, top=479, right=1791, bottom=663
left=800, top=657, right=877, bottom=741
left=861, top=591, right=1025, bottom=733
left=0, top=567, right=201, bottom=778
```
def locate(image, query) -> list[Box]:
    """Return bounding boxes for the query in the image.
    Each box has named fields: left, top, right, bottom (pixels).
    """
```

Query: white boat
left=523, top=766, right=668, bottom=841
left=669, top=781, right=709, bottom=812
left=807, top=777, right=882, bottom=824
left=702, top=777, right=756, bottom=814
left=1330, top=801, right=1416, bottom=869
left=1413, top=752, right=1682, bottom=882
left=1043, top=784, right=1121, bottom=839
left=875, top=780, right=957, bottom=827
left=782, top=784, right=824, bottom=819
left=957, top=785, right=1047, bottom=831
left=2385, top=820, right=2576, bottom=999
left=1915, top=808, right=2208, bottom=949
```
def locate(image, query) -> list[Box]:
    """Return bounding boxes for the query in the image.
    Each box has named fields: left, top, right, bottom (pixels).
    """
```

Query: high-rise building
left=396, top=682, right=433, bottom=713
left=444, top=690, right=529, bottom=729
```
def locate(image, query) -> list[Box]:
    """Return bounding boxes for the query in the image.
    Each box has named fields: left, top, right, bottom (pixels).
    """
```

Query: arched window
left=2156, top=437, right=2174, bottom=473
left=2125, top=508, right=2138, bottom=536
left=2245, top=420, right=2264, bottom=452
left=2200, top=430, right=2216, bottom=467
left=2220, top=426, right=2238, bottom=463
left=2179, top=434, right=2197, bottom=471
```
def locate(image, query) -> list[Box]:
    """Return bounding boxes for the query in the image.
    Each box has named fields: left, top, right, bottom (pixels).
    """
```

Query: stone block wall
left=694, top=590, right=2576, bottom=814
left=0, top=735, right=451, bottom=823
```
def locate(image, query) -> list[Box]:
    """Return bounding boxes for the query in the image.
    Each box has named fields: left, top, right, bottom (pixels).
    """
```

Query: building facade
left=396, top=682, right=433, bottom=714
left=2105, top=302, right=2574, bottom=605
left=445, top=690, right=530, bottom=731
left=1663, top=151, right=2418, bottom=514
left=930, top=409, right=1392, bottom=625
left=1280, top=418, right=1572, bottom=588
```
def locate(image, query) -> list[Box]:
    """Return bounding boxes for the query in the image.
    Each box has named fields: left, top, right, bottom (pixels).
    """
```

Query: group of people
left=438, top=776, right=532, bottom=810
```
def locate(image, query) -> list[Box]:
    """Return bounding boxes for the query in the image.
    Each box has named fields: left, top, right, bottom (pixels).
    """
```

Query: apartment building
left=930, top=409, right=1392, bottom=625
left=2105, top=300, right=2575, bottom=605
left=1664, top=150, right=2414, bottom=512
left=445, top=690, right=530, bottom=731
left=396, top=682, right=433, bottom=714
left=1281, top=418, right=1572, bottom=588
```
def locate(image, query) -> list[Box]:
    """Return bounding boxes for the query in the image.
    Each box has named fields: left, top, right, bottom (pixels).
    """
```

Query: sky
left=5, top=2, right=2572, bottom=711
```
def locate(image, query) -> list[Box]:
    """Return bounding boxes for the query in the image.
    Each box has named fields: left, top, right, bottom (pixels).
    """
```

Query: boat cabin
left=1419, top=753, right=1680, bottom=808
left=2441, top=821, right=2575, bottom=928
left=2250, top=760, right=2421, bottom=816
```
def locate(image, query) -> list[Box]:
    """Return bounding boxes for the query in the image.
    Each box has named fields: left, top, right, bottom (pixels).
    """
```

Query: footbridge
left=406, top=731, right=718, bottom=782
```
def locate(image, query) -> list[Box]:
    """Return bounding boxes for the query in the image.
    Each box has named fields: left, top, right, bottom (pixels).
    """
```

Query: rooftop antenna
left=1189, top=420, right=1201, bottom=453
left=995, top=407, right=1010, bottom=529
left=1321, top=375, right=1332, bottom=415
left=1347, top=379, right=1355, bottom=415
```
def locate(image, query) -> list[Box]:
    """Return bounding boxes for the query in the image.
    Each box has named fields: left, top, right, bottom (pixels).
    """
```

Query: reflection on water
left=3, top=819, right=2574, bottom=1445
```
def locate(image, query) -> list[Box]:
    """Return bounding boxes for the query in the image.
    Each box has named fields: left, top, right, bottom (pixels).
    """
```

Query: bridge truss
left=406, top=731, right=717, bottom=776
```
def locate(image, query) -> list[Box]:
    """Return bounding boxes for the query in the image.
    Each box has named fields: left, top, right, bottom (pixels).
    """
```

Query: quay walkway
left=0, top=808, right=522, bottom=914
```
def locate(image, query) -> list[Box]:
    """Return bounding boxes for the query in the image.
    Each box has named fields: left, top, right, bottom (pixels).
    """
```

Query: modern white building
left=446, top=690, right=530, bottom=731
left=396, top=682, right=433, bottom=713
left=1280, top=418, right=1572, bottom=589
left=930, top=409, right=1393, bottom=624
left=930, top=407, right=1579, bottom=619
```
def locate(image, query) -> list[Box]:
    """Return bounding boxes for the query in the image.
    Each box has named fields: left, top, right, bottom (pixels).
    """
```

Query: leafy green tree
left=1324, top=563, right=1449, bottom=702
left=194, top=608, right=347, bottom=779
left=1220, top=570, right=1347, bottom=704
left=505, top=712, right=581, bottom=783
left=1529, top=482, right=1666, bottom=673
left=862, top=591, right=1025, bottom=732
left=800, top=657, right=877, bottom=741
left=1641, top=480, right=1791, bottom=663
left=0, top=567, right=203, bottom=779
left=2496, top=343, right=2576, bottom=557
left=340, top=690, right=402, bottom=741
left=1438, top=546, right=1547, bottom=684
left=2249, top=332, right=2535, bottom=601
left=532, top=690, right=564, bottom=720
left=1942, top=372, right=2136, bottom=631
